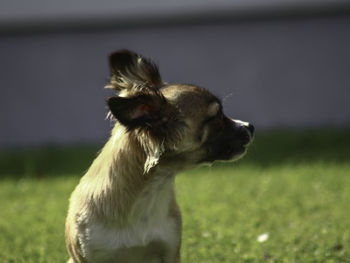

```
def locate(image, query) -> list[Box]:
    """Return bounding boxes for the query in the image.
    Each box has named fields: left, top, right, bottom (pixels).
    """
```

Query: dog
left=65, top=50, right=254, bottom=263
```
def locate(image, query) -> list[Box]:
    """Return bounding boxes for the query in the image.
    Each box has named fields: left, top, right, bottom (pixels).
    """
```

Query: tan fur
left=65, top=50, right=253, bottom=263
left=66, top=123, right=182, bottom=262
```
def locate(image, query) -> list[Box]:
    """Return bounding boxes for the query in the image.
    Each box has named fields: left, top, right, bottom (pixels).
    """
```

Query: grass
left=0, top=128, right=350, bottom=262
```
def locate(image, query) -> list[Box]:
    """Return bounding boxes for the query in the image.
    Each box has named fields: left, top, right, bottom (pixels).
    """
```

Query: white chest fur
left=82, top=175, right=180, bottom=262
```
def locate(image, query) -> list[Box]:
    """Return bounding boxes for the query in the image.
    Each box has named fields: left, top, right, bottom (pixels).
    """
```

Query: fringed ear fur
left=105, top=51, right=174, bottom=173
left=107, top=92, right=166, bottom=130
left=141, top=138, right=165, bottom=174
left=105, top=50, right=163, bottom=92
left=107, top=93, right=167, bottom=173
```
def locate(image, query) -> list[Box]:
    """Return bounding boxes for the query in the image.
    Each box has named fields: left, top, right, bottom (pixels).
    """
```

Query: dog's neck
left=81, top=125, right=175, bottom=225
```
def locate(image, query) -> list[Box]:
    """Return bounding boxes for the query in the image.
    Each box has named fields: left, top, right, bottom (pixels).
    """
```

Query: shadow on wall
left=1, top=127, right=349, bottom=178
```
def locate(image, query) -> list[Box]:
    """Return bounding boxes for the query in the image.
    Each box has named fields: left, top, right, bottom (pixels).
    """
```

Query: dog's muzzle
left=232, top=119, right=255, bottom=146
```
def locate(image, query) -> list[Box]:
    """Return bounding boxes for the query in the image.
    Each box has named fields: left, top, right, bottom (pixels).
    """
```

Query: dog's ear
left=107, top=92, right=170, bottom=173
left=106, top=50, right=163, bottom=91
left=107, top=93, right=165, bottom=130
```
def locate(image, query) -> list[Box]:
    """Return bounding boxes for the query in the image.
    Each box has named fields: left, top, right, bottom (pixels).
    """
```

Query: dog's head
left=106, top=50, right=254, bottom=172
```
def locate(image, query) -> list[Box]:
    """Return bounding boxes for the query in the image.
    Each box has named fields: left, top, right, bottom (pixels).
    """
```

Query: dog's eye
left=203, top=109, right=223, bottom=124
left=197, top=127, right=209, bottom=143
left=198, top=108, right=224, bottom=143
left=203, top=116, right=215, bottom=124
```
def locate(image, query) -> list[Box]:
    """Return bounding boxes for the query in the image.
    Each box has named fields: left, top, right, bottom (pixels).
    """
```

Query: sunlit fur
left=65, top=50, right=253, bottom=263
left=66, top=124, right=182, bottom=262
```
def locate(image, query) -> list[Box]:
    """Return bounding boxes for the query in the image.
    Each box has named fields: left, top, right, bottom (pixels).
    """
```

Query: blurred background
left=1, top=0, right=350, bottom=148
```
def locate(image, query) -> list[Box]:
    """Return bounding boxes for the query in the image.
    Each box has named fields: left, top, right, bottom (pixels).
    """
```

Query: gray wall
left=1, top=16, right=350, bottom=147
left=1, top=0, right=348, bottom=31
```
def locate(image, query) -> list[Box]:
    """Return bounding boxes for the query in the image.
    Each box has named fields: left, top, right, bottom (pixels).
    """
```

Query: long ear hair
left=105, top=50, right=183, bottom=173
left=107, top=91, right=176, bottom=173
left=105, top=50, right=163, bottom=93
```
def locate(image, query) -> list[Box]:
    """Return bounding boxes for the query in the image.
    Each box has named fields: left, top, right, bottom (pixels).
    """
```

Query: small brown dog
left=65, top=50, right=254, bottom=263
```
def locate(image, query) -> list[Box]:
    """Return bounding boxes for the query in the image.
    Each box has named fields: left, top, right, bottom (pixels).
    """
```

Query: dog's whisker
left=222, top=92, right=234, bottom=105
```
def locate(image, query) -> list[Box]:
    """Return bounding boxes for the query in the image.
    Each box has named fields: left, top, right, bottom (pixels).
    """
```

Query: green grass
left=1, top=128, right=350, bottom=262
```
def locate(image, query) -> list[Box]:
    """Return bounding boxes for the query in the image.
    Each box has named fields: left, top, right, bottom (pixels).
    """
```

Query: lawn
left=0, top=128, right=350, bottom=262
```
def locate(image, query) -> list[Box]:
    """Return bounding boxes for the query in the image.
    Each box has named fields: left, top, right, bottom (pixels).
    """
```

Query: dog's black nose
left=247, top=124, right=255, bottom=136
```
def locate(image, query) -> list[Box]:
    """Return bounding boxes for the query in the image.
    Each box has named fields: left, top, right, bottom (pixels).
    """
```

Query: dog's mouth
left=223, top=145, right=247, bottom=160
left=199, top=123, right=254, bottom=164
left=201, top=143, right=247, bottom=164
left=216, top=130, right=254, bottom=161
left=241, top=134, right=253, bottom=148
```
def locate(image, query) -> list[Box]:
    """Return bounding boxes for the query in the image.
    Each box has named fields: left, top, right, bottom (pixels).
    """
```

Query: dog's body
left=65, top=50, right=254, bottom=263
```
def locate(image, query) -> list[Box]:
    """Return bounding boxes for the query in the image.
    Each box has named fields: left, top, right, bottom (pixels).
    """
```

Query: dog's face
left=159, top=85, right=254, bottom=166
left=106, top=50, right=254, bottom=172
